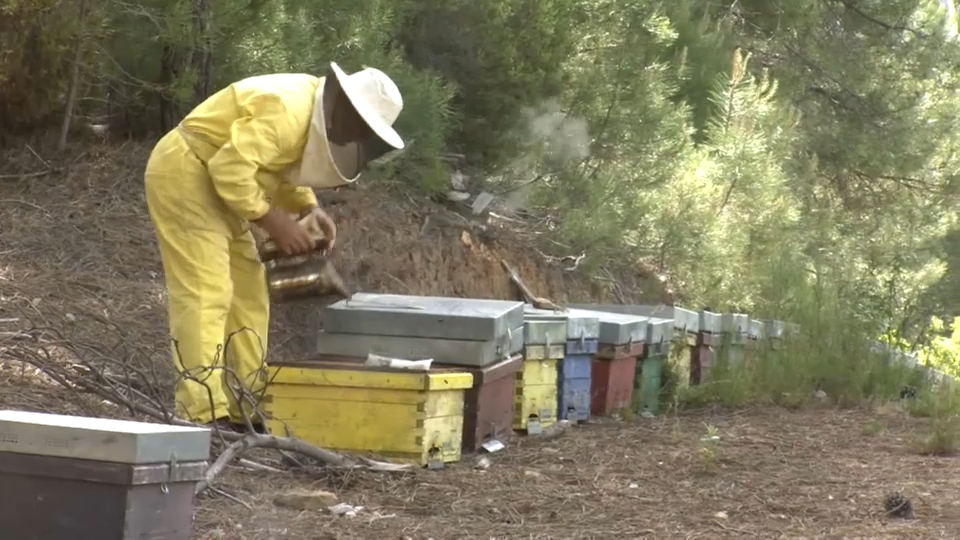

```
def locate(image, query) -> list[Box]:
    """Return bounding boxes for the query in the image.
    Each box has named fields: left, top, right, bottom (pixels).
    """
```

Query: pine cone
left=883, top=491, right=913, bottom=519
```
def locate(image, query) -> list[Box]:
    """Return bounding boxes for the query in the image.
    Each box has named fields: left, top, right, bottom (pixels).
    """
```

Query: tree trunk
left=192, top=0, right=214, bottom=103
left=158, top=44, right=186, bottom=133
left=58, top=0, right=88, bottom=152
left=157, top=0, right=214, bottom=133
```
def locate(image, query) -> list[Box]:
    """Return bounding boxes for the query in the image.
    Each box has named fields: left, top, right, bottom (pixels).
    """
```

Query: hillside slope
left=0, top=142, right=668, bottom=361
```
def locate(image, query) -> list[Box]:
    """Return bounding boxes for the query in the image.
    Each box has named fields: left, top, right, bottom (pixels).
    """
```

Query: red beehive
left=591, top=342, right=643, bottom=415
left=689, top=332, right=721, bottom=385
left=436, top=354, right=522, bottom=452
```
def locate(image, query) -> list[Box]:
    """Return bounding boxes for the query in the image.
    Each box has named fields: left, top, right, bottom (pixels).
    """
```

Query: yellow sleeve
left=205, top=95, right=297, bottom=221
left=272, top=184, right=319, bottom=214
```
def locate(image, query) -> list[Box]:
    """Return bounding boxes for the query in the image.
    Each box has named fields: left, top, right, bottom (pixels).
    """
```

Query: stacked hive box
left=265, top=357, right=473, bottom=467
left=524, top=306, right=600, bottom=424
left=561, top=311, right=601, bottom=423
left=455, top=355, right=524, bottom=450
left=664, top=307, right=700, bottom=389
left=264, top=293, right=526, bottom=465
left=744, top=319, right=765, bottom=362
left=0, top=410, right=210, bottom=540
left=567, top=308, right=647, bottom=415
left=785, top=322, right=801, bottom=337
left=719, top=313, right=749, bottom=366
left=869, top=339, right=956, bottom=388
left=515, top=315, right=566, bottom=434
left=765, top=320, right=785, bottom=350
left=692, top=310, right=722, bottom=385
left=634, top=317, right=674, bottom=416
left=568, top=304, right=699, bottom=390
left=618, top=306, right=698, bottom=396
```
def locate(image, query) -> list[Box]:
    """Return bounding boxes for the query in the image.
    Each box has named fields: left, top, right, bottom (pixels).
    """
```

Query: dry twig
left=0, top=320, right=410, bottom=499
left=500, top=258, right=565, bottom=311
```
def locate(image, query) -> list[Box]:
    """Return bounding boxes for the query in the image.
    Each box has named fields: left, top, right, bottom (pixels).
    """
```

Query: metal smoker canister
left=264, top=252, right=351, bottom=303
left=255, top=211, right=352, bottom=303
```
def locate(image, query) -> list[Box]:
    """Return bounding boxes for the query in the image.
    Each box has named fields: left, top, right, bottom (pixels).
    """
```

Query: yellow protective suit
left=144, top=74, right=321, bottom=425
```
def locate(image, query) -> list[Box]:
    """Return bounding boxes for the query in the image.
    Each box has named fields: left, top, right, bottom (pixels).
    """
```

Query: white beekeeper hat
left=287, top=62, right=405, bottom=189
left=328, top=62, right=405, bottom=151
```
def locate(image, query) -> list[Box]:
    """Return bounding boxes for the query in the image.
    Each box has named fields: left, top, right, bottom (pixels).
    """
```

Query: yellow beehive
left=263, top=359, right=473, bottom=467
left=514, top=352, right=559, bottom=432
left=669, top=333, right=697, bottom=389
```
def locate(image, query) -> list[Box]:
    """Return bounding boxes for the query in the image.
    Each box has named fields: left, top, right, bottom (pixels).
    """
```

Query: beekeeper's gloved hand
left=253, top=208, right=314, bottom=255
left=300, top=206, right=337, bottom=253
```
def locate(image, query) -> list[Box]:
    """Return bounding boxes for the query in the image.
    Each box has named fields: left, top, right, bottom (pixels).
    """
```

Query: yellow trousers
left=144, top=129, right=270, bottom=425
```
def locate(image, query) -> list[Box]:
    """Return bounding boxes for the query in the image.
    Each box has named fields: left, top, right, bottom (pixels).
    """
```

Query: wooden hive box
left=718, top=313, right=749, bottom=366
left=690, top=310, right=722, bottom=385
left=0, top=411, right=210, bottom=540
left=435, top=354, right=522, bottom=452
left=263, top=356, right=473, bottom=467
left=634, top=345, right=669, bottom=417
left=591, top=342, right=642, bottom=415
left=631, top=318, right=674, bottom=416
left=558, top=353, right=593, bottom=422
left=671, top=331, right=697, bottom=389
left=764, top=320, right=786, bottom=351
left=743, top=319, right=766, bottom=363
left=566, top=337, right=599, bottom=356
left=514, top=347, right=560, bottom=434
left=558, top=308, right=647, bottom=416
left=666, top=307, right=698, bottom=389
left=690, top=332, right=723, bottom=385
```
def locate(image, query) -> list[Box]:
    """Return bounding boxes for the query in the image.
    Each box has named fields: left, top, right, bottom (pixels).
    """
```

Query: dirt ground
left=2, top=143, right=956, bottom=539
left=1, top=368, right=957, bottom=539
left=191, top=406, right=958, bottom=539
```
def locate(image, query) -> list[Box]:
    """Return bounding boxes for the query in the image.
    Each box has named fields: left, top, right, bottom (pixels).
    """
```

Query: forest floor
left=187, top=406, right=960, bottom=539
left=2, top=369, right=957, bottom=539
left=1, top=142, right=958, bottom=538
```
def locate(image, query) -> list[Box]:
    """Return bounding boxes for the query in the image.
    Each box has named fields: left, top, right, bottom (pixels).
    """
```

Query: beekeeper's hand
left=301, top=206, right=337, bottom=253
left=253, top=209, right=314, bottom=255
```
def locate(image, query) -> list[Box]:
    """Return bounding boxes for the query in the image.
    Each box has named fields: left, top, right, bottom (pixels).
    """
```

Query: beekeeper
left=144, top=63, right=404, bottom=432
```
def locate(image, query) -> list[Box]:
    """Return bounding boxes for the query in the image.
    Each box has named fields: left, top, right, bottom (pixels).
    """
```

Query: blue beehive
left=565, top=336, right=598, bottom=356
left=559, top=315, right=600, bottom=423
left=558, top=352, right=594, bottom=421
left=563, top=330, right=599, bottom=421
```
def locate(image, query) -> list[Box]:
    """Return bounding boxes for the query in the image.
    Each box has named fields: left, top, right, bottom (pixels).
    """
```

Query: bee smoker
left=253, top=212, right=353, bottom=303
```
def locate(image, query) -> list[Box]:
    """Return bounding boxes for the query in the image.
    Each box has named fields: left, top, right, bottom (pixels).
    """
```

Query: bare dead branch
left=0, top=318, right=411, bottom=501
left=500, top=259, right=565, bottom=311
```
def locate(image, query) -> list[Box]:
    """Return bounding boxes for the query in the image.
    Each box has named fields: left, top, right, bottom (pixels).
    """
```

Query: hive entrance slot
left=426, top=446, right=444, bottom=470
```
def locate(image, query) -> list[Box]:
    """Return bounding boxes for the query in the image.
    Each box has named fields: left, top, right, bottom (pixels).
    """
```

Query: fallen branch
left=500, top=259, right=565, bottom=311
left=199, top=434, right=336, bottom=494
left=235, top=458, right=283, bottom=473
left=1, top=325, right=412, bottom=502
left=0, top=331, right=33, bottom=341
left=208, top=486, right=252, bottom=509
left=534, top=249, right=587, bottom=272
left=198, top=432, right=409, bottom=494
left=0, top=170, right=52, bottom=181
